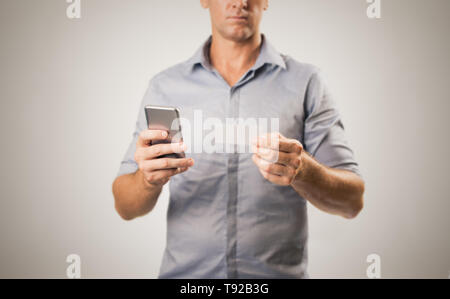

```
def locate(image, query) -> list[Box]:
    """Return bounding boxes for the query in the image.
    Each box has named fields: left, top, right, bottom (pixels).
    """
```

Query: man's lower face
left=220, top=23, right=254, bottom=41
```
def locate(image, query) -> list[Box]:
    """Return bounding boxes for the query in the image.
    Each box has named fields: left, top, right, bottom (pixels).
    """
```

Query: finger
left=252, top=154, right=294, bottom=177
left=251, top=142, right=279, bottom=163
left=145, top=142, right=187, bottom=159
left=143, top=167, right=186, bottom=184
left=252, top=145, right=297, bottom=167
left=255, top=134, right=302, bottom=154
left=251, top=133, right=280, bottom=151
left=137, top=130, right=168, bottom=147
left=257, top=167, right=291, bottom=186
left=277, top=139, right=303, bottom=154
left=140, top=157, right=194, bottom=172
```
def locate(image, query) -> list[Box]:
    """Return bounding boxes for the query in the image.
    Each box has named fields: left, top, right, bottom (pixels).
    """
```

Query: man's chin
left=228, top=33, right=255, bottom=43
left=220, top=28, right=254, bottom=43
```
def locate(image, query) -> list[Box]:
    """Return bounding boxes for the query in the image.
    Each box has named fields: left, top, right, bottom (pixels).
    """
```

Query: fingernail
left=162, top=131, right=167, bottom=137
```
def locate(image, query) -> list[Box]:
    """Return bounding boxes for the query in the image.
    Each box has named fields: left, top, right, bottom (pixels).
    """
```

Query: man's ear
left=200, top=0, right=209, bottom=9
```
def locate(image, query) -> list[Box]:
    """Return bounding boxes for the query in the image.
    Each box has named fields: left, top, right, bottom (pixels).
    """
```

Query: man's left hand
left=251, top=132, right=304, bottom=186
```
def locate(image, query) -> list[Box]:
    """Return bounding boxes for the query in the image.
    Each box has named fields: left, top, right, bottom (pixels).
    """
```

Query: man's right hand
left=134, top=130, right=194, bottom=188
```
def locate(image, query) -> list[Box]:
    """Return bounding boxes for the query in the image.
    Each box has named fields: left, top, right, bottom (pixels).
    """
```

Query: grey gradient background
left=0, top=0, right=449, bottom=278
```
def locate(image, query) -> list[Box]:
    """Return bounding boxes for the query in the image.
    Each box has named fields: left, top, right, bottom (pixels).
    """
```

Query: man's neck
left=209, top=32, right=262, bottom=87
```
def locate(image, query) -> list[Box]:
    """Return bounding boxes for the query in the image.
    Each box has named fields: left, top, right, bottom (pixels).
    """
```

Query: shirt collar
left=184, top=34, right=286, bottom=75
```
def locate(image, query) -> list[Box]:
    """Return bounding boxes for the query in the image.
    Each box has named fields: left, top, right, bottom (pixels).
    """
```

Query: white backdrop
left=0, top=0, right=449, bottom=278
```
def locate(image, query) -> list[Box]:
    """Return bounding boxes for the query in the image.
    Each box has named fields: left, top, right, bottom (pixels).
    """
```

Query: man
left=112, top=0, right=365, bottom=278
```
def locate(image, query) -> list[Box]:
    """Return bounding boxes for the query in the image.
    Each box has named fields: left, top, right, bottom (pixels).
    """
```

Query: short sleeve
left=116, top=80, right=155, bottom=178
left=303, top=71, right=363, bottom=179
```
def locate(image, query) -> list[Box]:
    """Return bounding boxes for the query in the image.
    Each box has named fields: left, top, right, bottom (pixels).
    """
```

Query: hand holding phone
left=135, top=129, right=194, bottom=187
left=133, top=105, right=194, bottom=188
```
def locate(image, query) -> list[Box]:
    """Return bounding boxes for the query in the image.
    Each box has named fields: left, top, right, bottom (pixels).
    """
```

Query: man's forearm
left=291, top=151, right=365, bottom=219
left=112, top=170, right=163, bottom=220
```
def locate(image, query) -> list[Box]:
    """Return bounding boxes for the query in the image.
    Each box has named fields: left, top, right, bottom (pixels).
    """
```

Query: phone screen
left=145, top=105, right=185, bottom=159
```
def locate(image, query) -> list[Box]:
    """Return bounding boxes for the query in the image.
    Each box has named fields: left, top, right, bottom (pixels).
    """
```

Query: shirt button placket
left=225, top=86, right=240, bottom=279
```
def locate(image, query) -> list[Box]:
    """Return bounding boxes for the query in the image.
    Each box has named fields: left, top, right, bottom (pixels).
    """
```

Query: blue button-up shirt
left=117, top=35, right=362, bottom=278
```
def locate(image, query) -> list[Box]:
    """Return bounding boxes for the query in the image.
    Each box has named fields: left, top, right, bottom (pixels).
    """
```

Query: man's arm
left=112, top=170, right=164, bottom=221
left=252, top=133, right=364, bottom=219
left=290, top=150, right=364, bottom=219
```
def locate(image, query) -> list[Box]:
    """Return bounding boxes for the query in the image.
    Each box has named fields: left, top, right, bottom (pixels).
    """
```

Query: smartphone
left=145, top=105, right=185, bottom=159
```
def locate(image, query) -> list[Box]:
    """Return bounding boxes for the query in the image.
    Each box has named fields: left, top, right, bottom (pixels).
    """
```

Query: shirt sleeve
left=302, top=71, right=363, bottom=179
left=116, top=80, right=155, bottom=178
